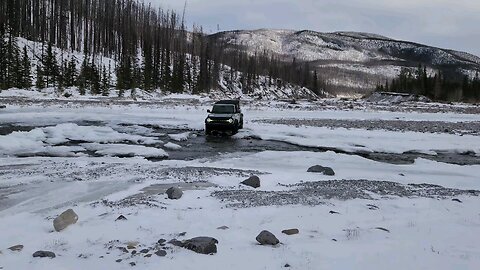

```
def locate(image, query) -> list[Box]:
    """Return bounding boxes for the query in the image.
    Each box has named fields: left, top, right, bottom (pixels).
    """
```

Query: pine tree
left=63, top=57, right=77, bottom=88
left=101, top=65, right=111, bottom=96
left=19, top=46, right=32, bottom=88
left=3, top=35, right=21, bottom=89
left=89, top=59, right=101, bottom=95
left=116, top=54, right=133, bottom=92
left=312, top=70, right=319, bottom=94
left=0, top=31, right=7, bottom=90
left=42, top=43, right=59, bottom=87
left=77, top=56, right=88, bottom=95
left=36, top=65, right=45, bottom=89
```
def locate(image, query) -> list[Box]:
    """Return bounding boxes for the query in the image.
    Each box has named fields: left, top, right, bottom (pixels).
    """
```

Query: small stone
left=284, top=264, right=291, bottom=268
left=452, top=198, right=463, bottom=203
left=155, top=250, right=167, bottom=257
left=329, top=210, right=340, bottom=214
left=157, top=239, right=167, bottom=245
left=332, top=239, right=337, bottom=242
left=241, top=175, right=261, bottom=188
left=182, top=237, right=218, bottom=255
left=178, top=232, right=187, bottom=237
left=166, top=187, right=183, bottom=200
left=140, top=249, right=149, bottom=254
left=127, top=245, right=136, bottom=250
left=217, top=226, right=229, bottom=230
left=256, top=230, right=279, bottom=246
left=118, top=247, right=129, bottom=253
left=131, top=250, right=137, bottom=255
left=282, top=229, right=299, bottom=235
left=307, top=165, right=335, bottom=176
left=53, top=209, right=79, bottom=232
left=8, top=245, right=24, bottom=252
left=33, top=251, right=56, bottom=258
left=129, top=262, right=136, bottom=267
left=168, top=239, right=183, bottom=247
left=116, top=259, right=122, bottom=263
left=116, top=215, right=128, bottom=221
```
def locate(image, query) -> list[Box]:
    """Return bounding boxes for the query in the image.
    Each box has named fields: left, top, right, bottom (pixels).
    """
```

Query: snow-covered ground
left=0, top=94, right=479, bottom=270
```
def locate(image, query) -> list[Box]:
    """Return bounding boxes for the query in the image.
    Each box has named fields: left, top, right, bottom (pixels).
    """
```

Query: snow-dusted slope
left=9, top=37, right=321, bottom=100
left=211, top=29, right=480, bottom=92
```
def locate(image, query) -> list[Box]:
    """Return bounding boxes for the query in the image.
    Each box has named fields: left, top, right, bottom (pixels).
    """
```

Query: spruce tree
left=116, top=54, right=133, bottom=92
left=101, top=65, right=111, bottom=96
left=89, top=59, right=101, bottom=95
left=20, top=46, right=32, bottom=88
left=77, top=56, right=88, bottom=95
left=0, top=29, right=6, bottom=90
left=63, top=57, right=77, bottom=88
left=36, top=65, right=45, bottom=89
left=312, top=70, right=319, bottom=94
left=3, top=35, right=21, bottom=89
left=42, top=43, right=59, bottom=87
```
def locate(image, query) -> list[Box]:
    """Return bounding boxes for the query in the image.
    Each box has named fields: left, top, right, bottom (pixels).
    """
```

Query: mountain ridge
left=210, top=29, right=480, bottom=93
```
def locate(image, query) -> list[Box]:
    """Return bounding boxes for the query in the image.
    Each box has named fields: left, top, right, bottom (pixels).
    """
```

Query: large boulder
left=241, top=175, right=261, bottom=188
left=256, top=230, right=279, bottom=245
left=182, top=237, right=218, bottom=255
left=307, top=165, right=335, bottom=176
left=33, top=251, right=56, bottom=258
left=166, top=187, right=183, bottom=200
left=53, top=209, right=78, bottom=232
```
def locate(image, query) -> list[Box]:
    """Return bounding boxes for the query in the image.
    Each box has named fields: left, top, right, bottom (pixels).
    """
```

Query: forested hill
left=0, top=0, right=324, bottom=99
left=211, top=29, right=480, bottom=101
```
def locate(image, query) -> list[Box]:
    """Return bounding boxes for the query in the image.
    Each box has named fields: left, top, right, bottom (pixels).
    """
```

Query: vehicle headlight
left=227, top=118, right=234, bottom=124
left=206, top=118, right=213, bottom=123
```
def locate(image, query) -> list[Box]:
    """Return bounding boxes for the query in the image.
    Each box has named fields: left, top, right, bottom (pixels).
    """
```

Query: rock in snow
left=307, top=165, right=335, bottom=176
left=282, top=229, right=299, bottom=235
left=115, top=215, right=128, bottom=221
left=32, top=251, right=56, bottom=258
left=182, top=237, right=219, bottom=255
left=166, top=187, right=183, bottom=200
left=256, top=230, right=280, bottom=245
left=53, top=209, right=79, bottom=232
left=241, top=175, right=261, bottom=188
left=155, top=250, right=167, bottom=257
left=8, top=245, right=24, bottom=252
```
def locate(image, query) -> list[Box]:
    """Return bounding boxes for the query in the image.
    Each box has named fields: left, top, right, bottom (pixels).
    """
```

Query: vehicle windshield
left=211, top=104, right=235, bottom=114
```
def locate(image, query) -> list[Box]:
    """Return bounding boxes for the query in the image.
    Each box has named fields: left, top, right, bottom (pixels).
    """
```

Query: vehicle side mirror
left=207, top=109, right=211, bottom=113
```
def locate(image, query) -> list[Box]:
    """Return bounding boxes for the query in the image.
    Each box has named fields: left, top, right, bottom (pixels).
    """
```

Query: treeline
left=0, top=0, right=324, bottom=96
left=376, top=65, right=480, bottom=102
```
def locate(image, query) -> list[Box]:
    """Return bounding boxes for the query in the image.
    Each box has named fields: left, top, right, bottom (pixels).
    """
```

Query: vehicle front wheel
left=232, top=122, right=239, bottom=134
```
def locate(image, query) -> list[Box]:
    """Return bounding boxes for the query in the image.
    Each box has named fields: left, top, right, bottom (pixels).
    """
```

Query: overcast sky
left=152, top=0, right=480, bottom=56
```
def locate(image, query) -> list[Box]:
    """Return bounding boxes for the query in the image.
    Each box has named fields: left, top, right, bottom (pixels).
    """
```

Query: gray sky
left=152, top=0, right=480, bottom=56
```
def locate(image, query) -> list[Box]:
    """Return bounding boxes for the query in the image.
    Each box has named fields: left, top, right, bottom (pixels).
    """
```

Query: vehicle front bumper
left=205, top=121, right=236, bottom=131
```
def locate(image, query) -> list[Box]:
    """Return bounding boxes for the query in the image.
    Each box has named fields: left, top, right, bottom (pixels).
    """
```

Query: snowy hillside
left=211, top=29, right=480, bottom=92
left=7, top=37, right=321, bottom=100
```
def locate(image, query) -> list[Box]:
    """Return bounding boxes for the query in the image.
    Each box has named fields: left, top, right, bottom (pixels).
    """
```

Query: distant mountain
left=211, top=29, right=480, bottom=94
